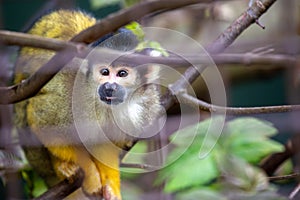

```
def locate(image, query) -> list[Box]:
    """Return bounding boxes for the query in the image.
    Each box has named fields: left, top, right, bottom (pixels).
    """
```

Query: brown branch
left=206, top=0, right=277, bottom=54
left=71, top=0, right=215, bottom=43
left=162, top=0, right=278, bottom=109
left=1, top=38, right=294, bottom=105
left=268, top=173, right=300, bottom=181
left=179, top=92, right=300, bottom=114
left=0, top=45, right=87, bottom=104
left=110, top=51, right=297, bottom=68
left=0, top=0, right=213, bottom=105
left=1, top=29, right=295, bottom=68
left=33, top=169, right=84, bottom=200
left=0, top=30, right=79, bottom=51
left=261, top=137, right=300, bottom=176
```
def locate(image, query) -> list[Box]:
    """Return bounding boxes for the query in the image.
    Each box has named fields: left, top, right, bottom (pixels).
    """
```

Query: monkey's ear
left=78, top=59, right=90, bottom=75
left=146, top=64, right=160, bottom=84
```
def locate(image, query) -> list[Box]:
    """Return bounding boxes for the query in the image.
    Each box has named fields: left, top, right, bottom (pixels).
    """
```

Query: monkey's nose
left=103, top=82, right=117, bottom=97
left=104, top=82, right=117, bottom=91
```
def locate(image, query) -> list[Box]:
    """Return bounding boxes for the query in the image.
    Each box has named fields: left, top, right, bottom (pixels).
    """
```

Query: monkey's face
left=93, top=65, right=139, bottom=105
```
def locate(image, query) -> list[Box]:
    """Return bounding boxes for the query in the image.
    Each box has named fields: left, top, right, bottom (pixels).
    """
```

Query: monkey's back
left=14, top=10, right=96, bottom=136
left=14, top=10, right=96, bottom=185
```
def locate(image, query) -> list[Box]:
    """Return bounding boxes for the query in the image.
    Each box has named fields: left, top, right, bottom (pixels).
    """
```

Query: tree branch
left=1, top=29, right=295, bottom=68
left=179, top=92, right=300, bottom=114
left=162, top=0, right=278, bottom=109
left=71, top=0, right=216, bottom=43
left=206, top=0, right=277, bottom=54
left=268, top=173, right=300, bottom=181
left=33, top=169, right=84, bottom=200
left=289, top=183, right=300, bottom=200
left=0, top=30, right=79, bottom=51
left=0, top=0, right=214, bottom=105
left=120, top=163, right=158, bottom=171
left=0, top=45, right=87, bottom=104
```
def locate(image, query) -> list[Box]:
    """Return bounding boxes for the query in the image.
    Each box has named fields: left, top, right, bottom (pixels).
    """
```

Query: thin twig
left=162, top=0, right=278, bottom=109
left=289, top=183, right=300, bottom=200
left=179, top=92, right=300, bottom=114
left=120, top=163, right=158, bottom=171
left=207, top=0, right=277, bottom=54
left=269, top=173, right=300, bottom=181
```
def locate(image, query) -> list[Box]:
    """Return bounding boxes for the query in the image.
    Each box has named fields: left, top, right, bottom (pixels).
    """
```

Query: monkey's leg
left=91, top=144, right=121, bottom=200
left=49, top=146, right=103, bottom=196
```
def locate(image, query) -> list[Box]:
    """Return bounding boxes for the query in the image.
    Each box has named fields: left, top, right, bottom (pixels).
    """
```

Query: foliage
left=22, top=170, right=48, bottom=198
left=156, top=117, right=286, bottom=199
left=89, top=0, right=121, bottom=10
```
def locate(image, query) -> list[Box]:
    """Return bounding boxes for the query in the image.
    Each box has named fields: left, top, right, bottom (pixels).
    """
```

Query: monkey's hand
left=50, top=145, right=121, bottom=200
left=90, top=144, right=122, bottom=200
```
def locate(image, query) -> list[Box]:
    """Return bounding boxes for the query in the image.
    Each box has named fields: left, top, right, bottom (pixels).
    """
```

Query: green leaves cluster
left=156, top=117, right=286, bottom=199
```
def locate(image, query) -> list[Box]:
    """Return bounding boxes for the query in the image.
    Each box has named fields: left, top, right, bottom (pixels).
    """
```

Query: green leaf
left=22, top=170, right=48, bottom=198
left=225, top=117, right=277, bottom=140
left=159, top=152, right=219, bottom=192
left=231, top=139, right=283, bottom=163
left=124, top=22, right=144, bottom=41
left=222, top=117, right=283, bottom=164
left=89, top=0, right=121, bottom=10
left=123, top=0, right=141, bottom=7
left=157, top=117, right=283, bottom=195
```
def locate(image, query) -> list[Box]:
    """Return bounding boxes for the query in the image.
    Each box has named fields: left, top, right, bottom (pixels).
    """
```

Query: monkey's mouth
left=98, top=82, right=126, bottom=105
left=101, top=96, right=123, bottom=105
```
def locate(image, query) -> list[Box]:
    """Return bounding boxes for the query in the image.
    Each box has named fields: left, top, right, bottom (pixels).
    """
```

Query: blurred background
left=0, top=0, right=299, bottom=199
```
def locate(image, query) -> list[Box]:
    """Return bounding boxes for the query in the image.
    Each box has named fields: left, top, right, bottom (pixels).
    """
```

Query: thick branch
left=33, top=169, right=84, bottom=200
left=0, top=0, right=211, bottom=105
left=1, top=29, right=295, bottom=67
left=0, top=30, right=78, bottom=51
left=0, top=45, right=87, bottom=104
left=71, top=0, right=214, bottom=43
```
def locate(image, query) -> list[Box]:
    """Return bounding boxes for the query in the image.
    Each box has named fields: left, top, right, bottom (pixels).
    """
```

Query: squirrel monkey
left=14, top=10, right=161, bottom=199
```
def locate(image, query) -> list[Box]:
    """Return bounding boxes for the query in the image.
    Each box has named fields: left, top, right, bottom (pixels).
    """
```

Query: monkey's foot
left=103, top=184, right=121, bottom=200
left=81, top=163, right=103, bottom=197
left=55, top=161, right=79, bottom=181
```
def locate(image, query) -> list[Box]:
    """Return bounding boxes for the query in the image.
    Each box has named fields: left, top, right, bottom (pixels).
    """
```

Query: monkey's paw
left=56, top=161, right=79, bottom=181
left=81, top=164, right=103, bottom=197
left=103, top=184, right=121, bottom=200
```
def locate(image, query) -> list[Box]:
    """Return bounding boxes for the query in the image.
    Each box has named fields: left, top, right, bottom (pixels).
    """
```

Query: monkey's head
left=92, top=64, right=141, bottom=105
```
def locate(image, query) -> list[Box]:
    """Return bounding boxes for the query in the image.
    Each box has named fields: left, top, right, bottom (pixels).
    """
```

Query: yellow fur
left=14, top=9, right=161, bottom=200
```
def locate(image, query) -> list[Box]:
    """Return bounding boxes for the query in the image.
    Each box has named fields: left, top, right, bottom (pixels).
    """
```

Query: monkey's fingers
left=80, top=164, right=103, bottom=197
left=103, top=185, right=121, bottom=200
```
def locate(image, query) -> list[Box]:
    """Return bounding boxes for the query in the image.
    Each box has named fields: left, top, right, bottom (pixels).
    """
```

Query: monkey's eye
left=100, top=68, right=109, bottom=76
left=117, top=70, right=128, bottom=77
